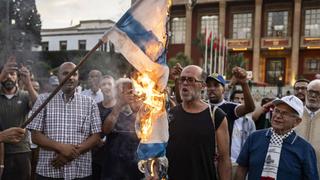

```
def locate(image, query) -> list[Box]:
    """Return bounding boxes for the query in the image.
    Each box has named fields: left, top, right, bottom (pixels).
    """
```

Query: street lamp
left=277, top=75, right=283, bottom=98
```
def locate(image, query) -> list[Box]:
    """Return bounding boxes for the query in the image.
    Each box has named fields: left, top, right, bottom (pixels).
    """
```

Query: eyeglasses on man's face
left=178, top=76, right=203, bottom=84
left=273, top=107, right=299, bottom=119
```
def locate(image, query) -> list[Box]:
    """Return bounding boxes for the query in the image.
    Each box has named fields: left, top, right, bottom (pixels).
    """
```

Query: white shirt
left=81, top=89, right=104, bottom=103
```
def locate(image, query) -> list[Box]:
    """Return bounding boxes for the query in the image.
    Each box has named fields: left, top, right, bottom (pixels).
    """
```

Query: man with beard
left=295, top=79, right=320, bottom=173
left=0, top=56, right=37, bottom=180
left=206, top=67, right=255, bottom=139
left=293, top=79, right=309, bottom=105
left=27, top=62, right=101, bottom=180
left=167, top=65, right=231, bottom=180
left=82, top=70, right=104, bottom=103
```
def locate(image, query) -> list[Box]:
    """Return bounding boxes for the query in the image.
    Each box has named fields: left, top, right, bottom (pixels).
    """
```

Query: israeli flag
left=102, top=0, right=170, bottom=91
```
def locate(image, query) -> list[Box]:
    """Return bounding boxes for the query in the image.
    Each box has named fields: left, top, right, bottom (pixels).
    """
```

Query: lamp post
left=277, top=75, right=283, bottom=98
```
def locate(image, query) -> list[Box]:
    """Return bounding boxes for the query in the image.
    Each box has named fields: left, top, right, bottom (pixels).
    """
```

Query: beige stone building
left=168, top=0, right=320, bottom=85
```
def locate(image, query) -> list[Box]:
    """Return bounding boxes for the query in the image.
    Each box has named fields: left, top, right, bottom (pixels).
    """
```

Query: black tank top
left=167, top=105, right=225, bottom=180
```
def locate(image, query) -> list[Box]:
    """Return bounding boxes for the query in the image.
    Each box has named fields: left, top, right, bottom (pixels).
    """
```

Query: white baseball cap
left=272, top=95, right=304, bottom=118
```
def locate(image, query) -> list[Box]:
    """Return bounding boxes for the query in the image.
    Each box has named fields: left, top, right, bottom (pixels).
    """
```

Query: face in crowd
left=88, top=70, right=102, bottom=92
left=58, top=62, right=79, bottom=94
left=306, top=80, right=320, bottom=112
left=271, top=103, right=301, bottom=134
left=232, top=92, right=244, bottom=105
left=206, top=80, right=224, bottom=104
left=178, top=65, right=205, bottom=103
left=100, top=76, right=115, bottom=101
left=294, top=80, right=309, bottom=103
left=1, top=69, right=18, bottom=91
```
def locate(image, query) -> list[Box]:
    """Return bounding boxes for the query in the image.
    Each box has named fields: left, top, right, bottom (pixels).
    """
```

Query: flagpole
left=204, top=21, right=208, bottom=73
left=222, top=37, right=226, bottom=76
left=218, top=33, right=222, bottom=74
left=209, top=29, right=214, bottom=75
left=224, top=38, right=228, bottom=75
left=213, top=33, right=217, bottom=74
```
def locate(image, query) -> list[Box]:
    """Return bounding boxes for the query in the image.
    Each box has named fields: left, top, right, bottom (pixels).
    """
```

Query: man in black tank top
left=166, top=65, right=231, bottom=180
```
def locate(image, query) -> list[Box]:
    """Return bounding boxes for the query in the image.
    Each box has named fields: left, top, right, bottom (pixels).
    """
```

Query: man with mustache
left=0, top=56, right=38, bottom=180
left=27, top=62, right=101, bottom=180
left=293, top=79, right=309, bottom=105
left=236, top=95, right=318, bottom=180
left=295, top=79, right=320, bottom=173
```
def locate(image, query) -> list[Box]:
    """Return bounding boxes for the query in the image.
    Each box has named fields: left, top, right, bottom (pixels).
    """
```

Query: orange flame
left=133, top=73, right=165, bottom=142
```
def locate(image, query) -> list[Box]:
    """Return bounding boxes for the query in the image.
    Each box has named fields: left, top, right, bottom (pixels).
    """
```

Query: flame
left=133, top=73, right=165, bottom=142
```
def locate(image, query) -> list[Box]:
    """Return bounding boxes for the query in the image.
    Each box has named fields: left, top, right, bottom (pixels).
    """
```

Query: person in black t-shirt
left=206, top=67, right=255, bottom=139
left=167, top=65, right=231, bottom=180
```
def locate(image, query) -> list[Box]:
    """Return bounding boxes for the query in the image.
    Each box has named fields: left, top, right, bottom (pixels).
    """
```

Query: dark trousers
left=36, top=174, right=92, bottom=180
left=2, top=152, right=31, bottom=180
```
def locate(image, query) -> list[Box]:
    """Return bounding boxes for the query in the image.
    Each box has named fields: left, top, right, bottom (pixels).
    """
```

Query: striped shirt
left=27, top=91, right=101, bottom=180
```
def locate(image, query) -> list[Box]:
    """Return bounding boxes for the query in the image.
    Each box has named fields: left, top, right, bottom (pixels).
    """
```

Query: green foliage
left=192, top=33, right=206, bottom=56
left=168, top=52, right=191, bottom=68
left=226, top=53, right=246, bottom=79
left=0, top=0, right=41, bottom=62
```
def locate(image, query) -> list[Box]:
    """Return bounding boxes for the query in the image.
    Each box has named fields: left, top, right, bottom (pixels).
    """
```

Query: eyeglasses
left=273, top=108, right=299, bottom=119
left=178, top=76, right=203, bottom=84
left=294, top=87, right=307, bottom=91
left=307, top=90, right=320, bottom=97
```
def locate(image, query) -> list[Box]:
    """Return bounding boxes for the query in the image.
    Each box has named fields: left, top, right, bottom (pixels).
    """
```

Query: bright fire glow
left=133, top=73, right=165, bottom=142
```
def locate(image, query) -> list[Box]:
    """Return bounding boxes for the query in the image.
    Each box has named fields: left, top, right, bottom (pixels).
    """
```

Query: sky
left=35, top=0, right=131, bottom=29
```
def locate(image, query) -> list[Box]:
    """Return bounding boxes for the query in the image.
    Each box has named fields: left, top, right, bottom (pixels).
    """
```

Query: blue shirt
left=237, top=129, right=319, bottom=180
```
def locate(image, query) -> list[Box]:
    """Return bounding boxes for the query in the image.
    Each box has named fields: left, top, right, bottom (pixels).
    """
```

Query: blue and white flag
left=102, top=0, right=171, bottom=91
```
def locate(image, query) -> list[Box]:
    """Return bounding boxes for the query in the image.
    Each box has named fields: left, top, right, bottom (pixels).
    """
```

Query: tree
left=168, top=52, right=192, bottom=68
left=0, top=0, right=41, bottom=63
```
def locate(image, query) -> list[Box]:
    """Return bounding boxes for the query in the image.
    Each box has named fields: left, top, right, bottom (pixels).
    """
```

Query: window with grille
left=267, top=11, right=288, bottom=37
left=78, top=40, right=86, bottom=50
left=305, top=9, right=320, bottom=37
left=170, top=17, right=186, bottom=44
left=232, top=13, right=252, bottom=39
left=59, top=41, right=67, bottom=51
left=200, top=15, right=219, bottom=36
left=305, top=58, right=320, bottom=73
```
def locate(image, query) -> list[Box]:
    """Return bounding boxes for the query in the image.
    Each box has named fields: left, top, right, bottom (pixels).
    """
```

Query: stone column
left=185, top=3, right=193, bottom=58
left=290, top=0, right=302, bottom=85
left=253, top=0, right=263, bottom=82
left=219, top=0, right=226, bottom=38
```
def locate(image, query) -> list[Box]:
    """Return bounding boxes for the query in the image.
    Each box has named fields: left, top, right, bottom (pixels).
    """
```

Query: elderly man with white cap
left=235, top=95, right=319, bottom=180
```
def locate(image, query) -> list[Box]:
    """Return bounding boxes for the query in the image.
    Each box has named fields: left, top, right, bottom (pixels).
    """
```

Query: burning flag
left=101, top=0, right=171, bottom=178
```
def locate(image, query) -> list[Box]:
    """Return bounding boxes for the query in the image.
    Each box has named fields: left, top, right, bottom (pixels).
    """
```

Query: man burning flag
left=101, top=0, right=171, bottom=178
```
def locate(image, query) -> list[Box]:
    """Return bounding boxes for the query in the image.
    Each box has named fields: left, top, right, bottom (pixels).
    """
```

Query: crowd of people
left=0, top=55, right=320, bottom=180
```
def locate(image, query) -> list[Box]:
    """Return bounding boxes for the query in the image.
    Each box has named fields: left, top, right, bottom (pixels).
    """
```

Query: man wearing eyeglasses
left=293, top=79, right=310, bottom=105
left=235, top=95, right=319, bottom=180
left=295, top=79, right=320, bottom=173
left=166, top=65, right=231, bottom=180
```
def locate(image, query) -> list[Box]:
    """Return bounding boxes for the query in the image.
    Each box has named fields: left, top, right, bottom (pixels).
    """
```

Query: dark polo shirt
left=0, top=87, right=31, bottom=154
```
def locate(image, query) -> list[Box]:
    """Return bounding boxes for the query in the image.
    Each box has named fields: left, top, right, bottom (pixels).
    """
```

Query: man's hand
left=169, top=63, right=183, bottom=81
left=57, top=144, right=80, bottom=159
left=0, top=127, right=26, bottom=144
left=51, top=153, right=70, bottom=168
left=231, top=67, right=247, bottom=85
left=0, top=56, right=18, bottom=82
left=18, top=65, right=32, bottom=86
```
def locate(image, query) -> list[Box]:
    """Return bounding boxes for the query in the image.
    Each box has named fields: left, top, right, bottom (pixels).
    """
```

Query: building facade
left=169, top=0, right=320, bottom=85
left=40, top=20, right=114, bottom=52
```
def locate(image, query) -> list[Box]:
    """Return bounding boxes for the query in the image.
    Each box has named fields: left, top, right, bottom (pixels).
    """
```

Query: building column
left=253, top=0, right=263, bottom=82
left=219, top=0, right=226, bottom=39
left=185, top=4, right=193, bottom=58
left=290, top=0, right=302, bottom=85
